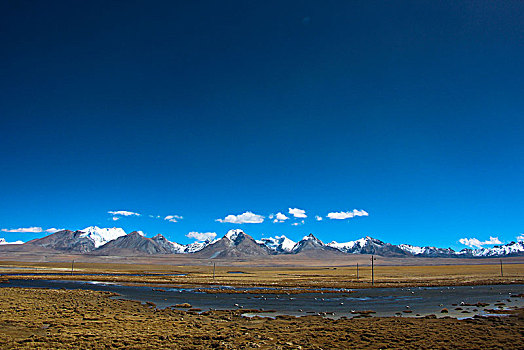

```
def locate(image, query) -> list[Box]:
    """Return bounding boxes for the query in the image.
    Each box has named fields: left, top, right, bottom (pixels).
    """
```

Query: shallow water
left=2, top=279, right=522, bottom=319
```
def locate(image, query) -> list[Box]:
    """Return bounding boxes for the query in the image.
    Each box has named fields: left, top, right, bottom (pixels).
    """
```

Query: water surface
left=2, top=279, right=522, bottom=319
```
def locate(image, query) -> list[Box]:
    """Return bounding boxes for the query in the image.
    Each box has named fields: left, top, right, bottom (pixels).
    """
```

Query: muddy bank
left=0, top=288, right=522, bottom=349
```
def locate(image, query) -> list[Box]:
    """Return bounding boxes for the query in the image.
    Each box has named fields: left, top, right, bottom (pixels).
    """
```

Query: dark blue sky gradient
left=1, top=1, right=523, bottom=248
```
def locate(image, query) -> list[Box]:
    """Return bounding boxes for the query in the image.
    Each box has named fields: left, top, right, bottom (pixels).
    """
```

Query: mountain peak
left=258, top=235, right=296, bottom=253
left=302, top=233, right=320, bottom=241
left=128, top=231, right=145, bottom=237
left=79, top=226, right=126, bottom=248
left=225, top=229, right=245, bottom=242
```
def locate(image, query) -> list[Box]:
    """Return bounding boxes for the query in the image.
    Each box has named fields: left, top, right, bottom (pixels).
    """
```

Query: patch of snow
left=328, top=237, right=370, bottom=252
left=79, top=226, right=127, bottom=248
left=185, top=239, right=216, bottom=253
left=398, top=244, right=426, bottom=255
left=225, top=229, right=244, bottom=242
left=259, top=235, right=296, bottom=252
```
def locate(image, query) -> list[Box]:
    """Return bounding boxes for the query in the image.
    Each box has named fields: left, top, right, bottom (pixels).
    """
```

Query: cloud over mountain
left=164, top=215, right=183, bottom=223
left=459, top=236, right=502, bottom=249
left=1, top=227, right=43, bottom=233
left=216, top=211, right=264, bottom=224
left=327, top=209, right=369, bottom=220
left=108, top=210, right=141, bottom=217
left=288, top=208, right=307, bottom=218
left=271, top=212, right=289, bottom=223
left=186, top=231, right=217, bottom=241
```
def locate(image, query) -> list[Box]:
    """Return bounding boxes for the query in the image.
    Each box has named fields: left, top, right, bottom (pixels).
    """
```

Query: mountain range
left=3, top=226, right=523, bottom=258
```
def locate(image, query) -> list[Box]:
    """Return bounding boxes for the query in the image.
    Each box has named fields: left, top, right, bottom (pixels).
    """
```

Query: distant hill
left=195, top=229, right=271, bottom=258
left=25, top=226, right=126, bottom=253
left=327, top=236, right=409, bottom=257
left=93, top=231, right=170, bottom=255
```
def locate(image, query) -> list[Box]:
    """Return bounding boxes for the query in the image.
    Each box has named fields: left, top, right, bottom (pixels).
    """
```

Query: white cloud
left=216, top=211, right=264, bottom=224
left=1, top=227, right=43, bottom=233
left=108, top=210, right=141, bottom=217
left=289, top=208, right=307, bottom=218
left=164, top=215, right=183, bottom=223
left=45, top=228, right=64, bottom=233
left=517, top=234, right=524, bottom=242
left=186, top=231, right=217, bottom=241
left=112, top=217, right=120, bottom=221
left=327, top=209, right=369, bottom=220
left=272, top=212, right=289, bottom=223
left=292, top=220, right=305, bottom=226
left=459, top=236, right=502, bottom=249
left=315, top=216, right=323, bottom=221
left=0, top=239, right=24, bottom=245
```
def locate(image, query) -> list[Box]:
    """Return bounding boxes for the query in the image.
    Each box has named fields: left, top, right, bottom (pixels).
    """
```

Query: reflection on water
left=2, top=279, right=522, bottom=319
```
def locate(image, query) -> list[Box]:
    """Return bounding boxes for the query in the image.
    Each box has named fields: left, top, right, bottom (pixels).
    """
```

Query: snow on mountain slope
left=225, top=229, right=245, bottom=242
left=467, top=241, right=524, bottom=257
left=79, top=226, right=127, bottom=248
left=184, top=239, right=217, bottom=253
left=328, top=238, right=367, bottom=252
left=327, top=237, right=382, bottom=253
left=258, top=235, right=296, bottom=253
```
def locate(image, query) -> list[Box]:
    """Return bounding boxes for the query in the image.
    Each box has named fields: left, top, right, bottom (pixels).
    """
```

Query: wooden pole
left=71, top=260, right=74, bottom=276
left=371, top=255, right=374, bottom=286
left=213, top=262, right=216, bottom=280
left=500, top=259, right=503, bottom=277
left=356, top=263, right=359, bottom=280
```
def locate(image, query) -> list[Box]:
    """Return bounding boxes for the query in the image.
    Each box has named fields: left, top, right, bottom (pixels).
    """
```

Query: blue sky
left=1, top=1, right=523, bottom=250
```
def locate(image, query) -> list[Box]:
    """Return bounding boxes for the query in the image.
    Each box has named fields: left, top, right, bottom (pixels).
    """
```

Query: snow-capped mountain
left=225, top=229, right=245, bottom=242
left=185, top=239, right=215, bottom=253
left=94, top=231, right=171, bottom=255
left=195, top=229, right=271, bottom=258
left=79, top=226, right=126, bottom=248
left=151, top=234, right=186, bottom=253
left=457, top=241, right=524, bottom=258
left=327, top=236, right=408, bottom=257
left=151, top=234, right=215, bottom=254
left=258, top=235, right=296, bottom=253
left=292, top=234, right=341, bottom=255
left=398, top=244, right=456, bottom=257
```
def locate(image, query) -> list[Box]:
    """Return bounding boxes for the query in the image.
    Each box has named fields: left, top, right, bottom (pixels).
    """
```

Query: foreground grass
left=0, top=288, right=522, bottom=349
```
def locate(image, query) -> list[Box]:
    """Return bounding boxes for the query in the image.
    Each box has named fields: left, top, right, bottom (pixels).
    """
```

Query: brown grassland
left=1, top=257, right=523, bottom=289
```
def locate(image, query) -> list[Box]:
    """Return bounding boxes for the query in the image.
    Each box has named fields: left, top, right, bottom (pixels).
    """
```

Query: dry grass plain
left=1, top=256, right=523, bottom=289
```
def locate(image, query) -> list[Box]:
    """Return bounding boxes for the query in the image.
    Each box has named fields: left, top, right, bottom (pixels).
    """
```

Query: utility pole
left=500, top=259, right=503, bottom=277
left=356, top=263, right=359, bottom=280
left=371, top=255, right=374, bottom=286
left=71, top=260, right=75, bottom=276
left=213, top=262, right=216, bottom=280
